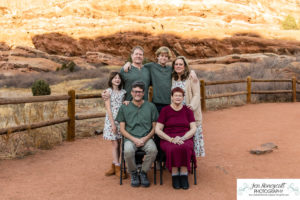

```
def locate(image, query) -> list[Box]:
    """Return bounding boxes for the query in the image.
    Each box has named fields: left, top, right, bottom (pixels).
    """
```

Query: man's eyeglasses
left=132, top=90, right=144, bottom=94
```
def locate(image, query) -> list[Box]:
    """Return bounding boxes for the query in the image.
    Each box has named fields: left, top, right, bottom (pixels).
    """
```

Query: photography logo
left=237, top=179, right=300, bottom=200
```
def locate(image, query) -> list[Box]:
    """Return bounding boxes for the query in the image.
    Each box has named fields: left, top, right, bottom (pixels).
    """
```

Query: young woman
left=103, top=72, right=126, bottom=178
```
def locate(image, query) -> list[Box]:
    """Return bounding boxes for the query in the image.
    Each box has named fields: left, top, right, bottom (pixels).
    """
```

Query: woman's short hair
left=172, top=56, right=190, bottom=81
left=155, top=46, right=172, bottom=59
left=171, top=87, right=185, bottom=96
left=108, top=71, right=124, bottom=90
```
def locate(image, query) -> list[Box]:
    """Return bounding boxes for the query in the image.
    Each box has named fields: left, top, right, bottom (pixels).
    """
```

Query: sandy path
left=0, top=103, right=300, bottom=200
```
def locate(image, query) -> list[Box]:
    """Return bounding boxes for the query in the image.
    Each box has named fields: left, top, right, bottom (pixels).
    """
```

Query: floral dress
left=172, top=80, right=205, bottom=157
left=103, top=88, right=126, bottom=140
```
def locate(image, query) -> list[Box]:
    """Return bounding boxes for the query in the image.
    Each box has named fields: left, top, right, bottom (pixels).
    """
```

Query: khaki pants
left=124, top=139, right=157, bottom=173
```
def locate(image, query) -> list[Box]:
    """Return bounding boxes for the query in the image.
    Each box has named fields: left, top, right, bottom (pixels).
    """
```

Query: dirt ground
left=0, top=103, right=300, bottom=200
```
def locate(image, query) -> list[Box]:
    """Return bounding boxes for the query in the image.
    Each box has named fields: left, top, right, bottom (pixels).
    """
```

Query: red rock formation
left=32, top=32, right=300, bottom=60
left=0, top=42, right=10, bottom=51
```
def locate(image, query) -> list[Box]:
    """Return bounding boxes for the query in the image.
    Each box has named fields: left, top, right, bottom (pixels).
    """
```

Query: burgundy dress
left=157, top=105, right=197, bottom=172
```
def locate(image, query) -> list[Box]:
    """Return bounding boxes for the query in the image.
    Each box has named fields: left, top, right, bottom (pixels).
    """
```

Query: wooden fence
left=0, top=76, right=299, bottom=139
left=0, top=91, right=105, bottom=141
left=200, top=76, right=299, bottom=111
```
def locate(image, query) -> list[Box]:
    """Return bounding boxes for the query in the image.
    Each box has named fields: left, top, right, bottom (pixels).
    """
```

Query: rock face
left=2, top=33, right=300, bottom=77
left=1, top=0, right=300, bottom=48
left=32, top=32, right=300, bottom=60
left=0, top=42, right=10, bottom=51
left=1, top=0, right=300, bottom=76
left=0, top=44, right=122, bottom=76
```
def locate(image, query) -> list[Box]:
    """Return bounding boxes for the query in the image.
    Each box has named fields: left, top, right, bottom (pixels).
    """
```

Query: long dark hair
left=108, top=71, right=124, bottom=90
left=172, top=56, right=190, bottom=81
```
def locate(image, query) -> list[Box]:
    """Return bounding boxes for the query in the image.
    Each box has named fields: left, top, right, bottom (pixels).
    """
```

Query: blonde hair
left=155, top=46, right=172, bottom=59
left=172, top=56, right=190, bottom=81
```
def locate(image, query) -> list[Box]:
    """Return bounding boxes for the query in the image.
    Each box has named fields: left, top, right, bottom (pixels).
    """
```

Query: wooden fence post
left=292, top=76, right=297, bottom=102
left=200, top=80, right=206, bottom=111
left=67, top=90, right=75, bottom=141
left=247, top=76, right=251, bottom=103
left=148, top=86, right=153, bottom=102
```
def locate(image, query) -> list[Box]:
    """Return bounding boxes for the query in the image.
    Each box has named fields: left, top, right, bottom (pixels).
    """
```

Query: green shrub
left=68, top=61, right=75, bottom=72
left=61, top=63, right=68, bottom=70
left=59, top=61, right=76, bottom=72
left=282, top=15, right=298, bottom=30
left=31, top=80, right=51, bottom=96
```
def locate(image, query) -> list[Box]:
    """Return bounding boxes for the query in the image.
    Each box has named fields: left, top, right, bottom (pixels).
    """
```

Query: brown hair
left=108, top=71, right=124, bottom=90
left=171, top=87, right=185, bottom=96
left=155, top=46, right=172, bottom=59
left=172, top=56, right=190, bottom=81
left=132, top=81, right=145, bottom=91
left=131, top=46, right=144, bottom=55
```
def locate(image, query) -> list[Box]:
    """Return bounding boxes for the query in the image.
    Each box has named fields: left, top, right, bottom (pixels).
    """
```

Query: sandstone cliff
left=1, top=0, right=300, bottom=47
left=1, top=0, right=300, bottom=77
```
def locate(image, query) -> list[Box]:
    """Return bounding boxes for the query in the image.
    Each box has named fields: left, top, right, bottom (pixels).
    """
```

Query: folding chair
left=156, top=140, right=197, bottom=185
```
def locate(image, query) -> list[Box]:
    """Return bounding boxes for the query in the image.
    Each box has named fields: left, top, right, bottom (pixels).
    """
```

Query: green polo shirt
left=120, top=65, right=150, bottom=101
left=144, top=62, right=172, bottom=104
left=116, top=101, right=158, bottom=140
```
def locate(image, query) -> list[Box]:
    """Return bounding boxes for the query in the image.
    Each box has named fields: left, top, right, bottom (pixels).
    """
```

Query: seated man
left=116, top=81, right=158, bottom=187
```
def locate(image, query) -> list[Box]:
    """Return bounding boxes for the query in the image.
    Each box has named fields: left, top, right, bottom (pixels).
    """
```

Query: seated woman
left=155, top=87, right=197, bottom=190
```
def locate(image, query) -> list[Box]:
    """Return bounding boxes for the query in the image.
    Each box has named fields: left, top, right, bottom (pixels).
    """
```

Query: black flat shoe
left=172, top=175, right=181, bottom=189
left=180, top=175, right=189, bottom=190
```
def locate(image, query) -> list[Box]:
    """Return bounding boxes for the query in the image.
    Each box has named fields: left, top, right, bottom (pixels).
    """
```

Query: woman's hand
left=123, top=62, right=132, bottom=73
left=186, top=104, right=193, bottom=110
left=173, top=136, right=184, bottom=145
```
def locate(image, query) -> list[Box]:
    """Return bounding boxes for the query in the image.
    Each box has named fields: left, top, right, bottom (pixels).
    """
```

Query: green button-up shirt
left=116, top=101, right=158, bottom=141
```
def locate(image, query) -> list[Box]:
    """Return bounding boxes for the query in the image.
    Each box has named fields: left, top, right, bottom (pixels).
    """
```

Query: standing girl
left=103, top=72, right=126, bottom=178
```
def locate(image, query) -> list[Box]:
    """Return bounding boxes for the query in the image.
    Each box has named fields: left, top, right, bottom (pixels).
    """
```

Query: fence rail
left=0, top=76, right=299, bottom=139
left=0, top=117, right=69, bottom=135
left=251, top=90, right=292, bottom=94
left=205, top=80, right=246, bottom=86
left=205, top=91, right=247, bottom=99
left=251, top=79, right=291, bottom=82
left=0, top=95, right=69, bottom=105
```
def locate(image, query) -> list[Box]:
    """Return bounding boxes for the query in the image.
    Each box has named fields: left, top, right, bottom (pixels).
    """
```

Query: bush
left=31, top=80, right=51, bottom=96
left=58, top=61, right=77, bottom=72
left=282, top=15, right=298, bottom=30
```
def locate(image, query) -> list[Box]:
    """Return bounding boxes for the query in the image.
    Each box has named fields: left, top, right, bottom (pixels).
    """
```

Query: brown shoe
left=105, top=164, right=115, bottom=176
left=115, top=165, right=127, bottom=179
